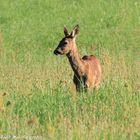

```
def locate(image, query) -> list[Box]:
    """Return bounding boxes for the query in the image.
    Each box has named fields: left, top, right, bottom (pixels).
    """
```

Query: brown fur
left=54, top=25, right=102, bottom=92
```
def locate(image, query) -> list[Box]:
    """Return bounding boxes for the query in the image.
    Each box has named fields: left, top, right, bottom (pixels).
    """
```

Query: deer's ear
left=64, top=25, right=69, bottom=36
left=70, top=24, right=79, bottom=38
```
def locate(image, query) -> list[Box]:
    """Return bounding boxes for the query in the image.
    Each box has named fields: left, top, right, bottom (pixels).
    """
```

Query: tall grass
left=0, top=0, right=140, bottom=139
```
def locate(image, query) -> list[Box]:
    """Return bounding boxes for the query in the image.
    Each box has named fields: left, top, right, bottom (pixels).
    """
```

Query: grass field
left=0, top=0, right=140, bottom=139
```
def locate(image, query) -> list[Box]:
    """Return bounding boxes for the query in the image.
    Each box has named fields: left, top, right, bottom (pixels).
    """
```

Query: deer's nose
left=54, top=50, right=60, bottom=55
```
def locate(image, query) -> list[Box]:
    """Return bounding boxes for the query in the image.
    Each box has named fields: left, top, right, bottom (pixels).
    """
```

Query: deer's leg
left=94, top=75, right=101, bottom=90
left=94, top=82, right=100, bottom=90
left=73, top=75, right=81, bottom=92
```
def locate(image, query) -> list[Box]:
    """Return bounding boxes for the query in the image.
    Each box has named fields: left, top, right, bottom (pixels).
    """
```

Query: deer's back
left=82, top=55, right=100, bottom=66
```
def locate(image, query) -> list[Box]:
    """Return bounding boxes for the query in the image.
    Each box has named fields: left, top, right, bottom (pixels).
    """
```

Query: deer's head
left=54, top=25, right=79, bottom=55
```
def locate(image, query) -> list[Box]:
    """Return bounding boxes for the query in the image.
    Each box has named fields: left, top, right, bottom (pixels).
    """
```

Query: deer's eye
left=64, top=42, right=67, bottom=45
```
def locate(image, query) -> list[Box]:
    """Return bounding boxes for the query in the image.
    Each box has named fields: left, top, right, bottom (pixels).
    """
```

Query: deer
left=54, top=25, right=102, bottom=92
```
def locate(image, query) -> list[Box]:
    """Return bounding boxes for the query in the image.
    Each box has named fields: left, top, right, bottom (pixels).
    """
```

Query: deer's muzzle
left=54, top=49, right=61, bottom=55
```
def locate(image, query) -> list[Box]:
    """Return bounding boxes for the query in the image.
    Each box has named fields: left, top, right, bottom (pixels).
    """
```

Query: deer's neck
left=67, top=45, right=85, bottom=77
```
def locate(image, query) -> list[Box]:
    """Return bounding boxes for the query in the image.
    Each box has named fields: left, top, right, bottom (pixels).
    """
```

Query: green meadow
left=0, top=0, right=140, bottom=139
